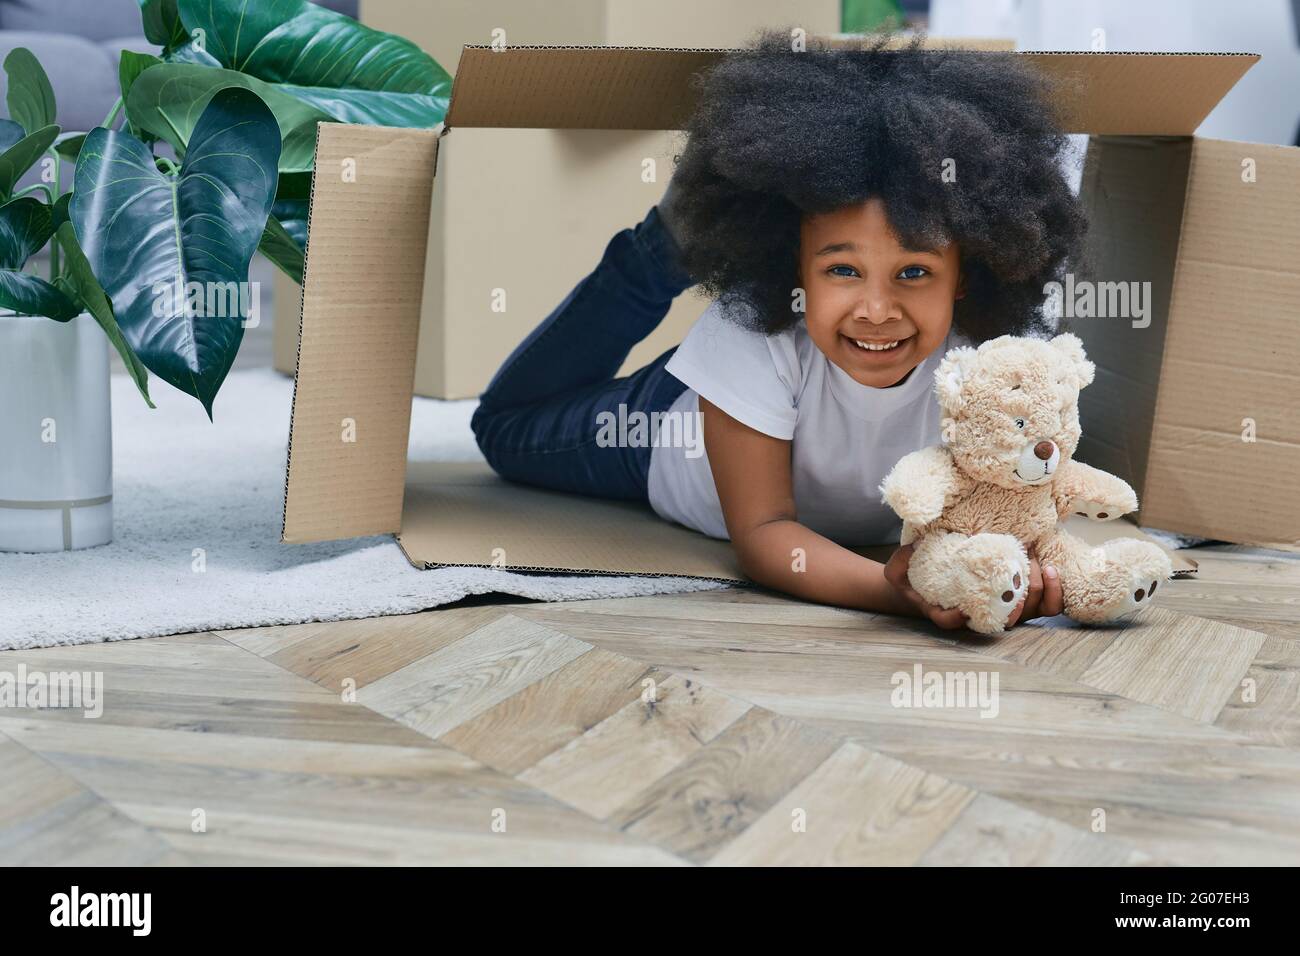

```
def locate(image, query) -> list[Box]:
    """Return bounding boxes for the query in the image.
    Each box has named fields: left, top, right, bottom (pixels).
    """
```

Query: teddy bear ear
left=1049, top=333, right=1096, bottom=388
left=934, top=346, right=979, bottom=412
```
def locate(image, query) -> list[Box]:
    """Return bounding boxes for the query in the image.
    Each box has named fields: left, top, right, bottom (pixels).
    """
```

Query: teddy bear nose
left=1033, top=440, right=1056, bottom=461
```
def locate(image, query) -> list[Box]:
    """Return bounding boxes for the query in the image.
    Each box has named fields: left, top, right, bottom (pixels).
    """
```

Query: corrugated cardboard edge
left=445, top=44, right=1257, bottom=135
left=279, top=124, right=325, bottom=542
left=411, top=560, right=748, bottom=585
left=281, top=123, right=440, bottom=543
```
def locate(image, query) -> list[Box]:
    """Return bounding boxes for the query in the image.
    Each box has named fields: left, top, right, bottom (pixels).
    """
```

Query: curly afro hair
left=669, top=33, right=1086, bottom=343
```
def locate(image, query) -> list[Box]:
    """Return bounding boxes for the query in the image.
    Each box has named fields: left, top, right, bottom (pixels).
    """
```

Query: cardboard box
left=280, top=45, right=1275, bottom=574
left=272, top=0, right=841, bottom=396
left=361, top=0, right=843, bottom=67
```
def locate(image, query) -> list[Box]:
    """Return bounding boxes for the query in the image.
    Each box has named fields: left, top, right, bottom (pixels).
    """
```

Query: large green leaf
left=120, top=50, right=162, bottom=99
left=55, top=222, right=153, bottom=407
left=137, top=0, right=189, bottom=52
left=270, top=198, right=307, bottom=248
left=173, top=0, right=450, bottom=128
left=127, top=64, right=327, bottom=173
left=0, top=270, right=80, bottom=319
left=169, top=43, right=221, bottom=68
left=50, top=192, right=71, bottom=232
left=119, top=50, right=163, bottom=141
left=258, top=209, right=304, bottom=284
left=258, top=186, right=308, bottom=283
left=71, top=87, right=280, bottom=416
left=0, top=197, right=53, bottom=269
left=4, top=48, right=57, bottom=136
left=53, top=131, right=87, bottom=162
left=0, top=124, right=58, bottom=200
left=0, top=195, right=74, bottom=320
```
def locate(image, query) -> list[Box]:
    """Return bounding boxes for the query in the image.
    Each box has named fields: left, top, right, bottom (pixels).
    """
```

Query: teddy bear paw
left=976, top=564, right=1029, bottom=633
left=1068, top=498, right=1126, bottom=522
left=1070, top=540, right=1172, bottom=624
left=961, top=535, right=1031, bottom=634
left=1097, top=569, right=1165, bottom=622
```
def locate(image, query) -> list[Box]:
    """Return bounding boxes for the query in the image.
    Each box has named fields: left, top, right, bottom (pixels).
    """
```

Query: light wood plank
left=519, top=674, right=750, bottom=819
left=825, top=718, right=1300, bottom=865
left=441, top=647, right=665, bottom=774
left=0, top=731, right=178, bottom=866
left=229, top=605, right=511, bottom=688
left=986, top=618, right=1121, bottom=683
left=1154, top=546, right=1300, bottom=633
left=1215, top=635, right=1300, bottom=747
left=545, top=588, right=884, bottom=629
left=918, top=792, right=1150, bottom=866
left=610, top=707, right=843, bottom=863
left=122, top=805, right=686, bottom=866
left=360, top=614, right=590, bottom=738
left=1079, top=607, right=1265, bottom=723
left=710, top=743, right=975, bottom=866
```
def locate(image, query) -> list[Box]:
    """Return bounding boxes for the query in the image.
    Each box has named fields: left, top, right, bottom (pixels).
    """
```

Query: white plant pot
left=0, top=312, right=113, bottom=552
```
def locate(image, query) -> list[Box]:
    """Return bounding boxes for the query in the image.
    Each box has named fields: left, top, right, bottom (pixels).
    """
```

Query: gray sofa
left=0, top=0, right=359, bottom=135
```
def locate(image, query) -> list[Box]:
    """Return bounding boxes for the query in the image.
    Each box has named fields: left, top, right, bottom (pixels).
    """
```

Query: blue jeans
left=470, top=206, right=695, bottom=501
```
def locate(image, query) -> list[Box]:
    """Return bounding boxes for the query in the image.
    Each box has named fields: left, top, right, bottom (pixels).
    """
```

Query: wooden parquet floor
left=2, top=543, right=1297, bottom=865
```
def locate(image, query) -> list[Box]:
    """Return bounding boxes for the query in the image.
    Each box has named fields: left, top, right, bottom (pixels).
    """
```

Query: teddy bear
left=879, top=333, right=1172, bottom=634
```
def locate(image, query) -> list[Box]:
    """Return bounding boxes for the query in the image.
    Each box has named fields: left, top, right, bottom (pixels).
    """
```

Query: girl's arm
left=700, top=397, right=966, bottom=624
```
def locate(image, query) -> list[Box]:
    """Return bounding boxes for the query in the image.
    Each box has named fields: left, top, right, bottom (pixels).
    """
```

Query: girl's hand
left=1010, top=549, right=1065, bottom=625
left=883, top=544, right=1065, bottom=630
left=882, top=545, right=969, bottom=630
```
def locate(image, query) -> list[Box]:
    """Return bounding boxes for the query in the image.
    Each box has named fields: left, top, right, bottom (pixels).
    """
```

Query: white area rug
left=0, top=369, right=728, bottom=650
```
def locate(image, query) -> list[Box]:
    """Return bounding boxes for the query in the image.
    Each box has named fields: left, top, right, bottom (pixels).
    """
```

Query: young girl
left=471, top=35, right=1086, bottom=630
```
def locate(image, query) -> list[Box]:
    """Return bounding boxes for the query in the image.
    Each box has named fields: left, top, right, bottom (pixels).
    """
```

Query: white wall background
left=930, top=0, right=1300, bottom=145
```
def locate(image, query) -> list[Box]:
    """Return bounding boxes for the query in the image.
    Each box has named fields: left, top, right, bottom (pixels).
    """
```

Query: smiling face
left=799, top=198, right=962, bottom=388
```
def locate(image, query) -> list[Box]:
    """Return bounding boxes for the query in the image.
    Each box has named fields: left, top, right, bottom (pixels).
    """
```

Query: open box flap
left=281, top=123, right=440, bottom=543
left=397, top=461, right=747, bottom=580
left=445, top=45, right=1256, bottom=135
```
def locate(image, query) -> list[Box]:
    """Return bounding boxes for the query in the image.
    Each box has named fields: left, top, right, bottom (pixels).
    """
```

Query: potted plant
left=0, top=49, right=154, bottom=552
left=0, top=0, right=452, bottom=552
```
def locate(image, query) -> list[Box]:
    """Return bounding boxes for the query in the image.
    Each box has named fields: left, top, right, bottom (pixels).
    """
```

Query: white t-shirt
left=647, top=302, right=970, bottom=547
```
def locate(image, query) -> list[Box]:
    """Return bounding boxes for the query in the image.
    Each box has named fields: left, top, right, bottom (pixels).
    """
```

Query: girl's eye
left=1014, top=418, right=1026, bottom=429
left=898, top=266, right=929, bottom=280
left=827, top=264, right=859, bottom=278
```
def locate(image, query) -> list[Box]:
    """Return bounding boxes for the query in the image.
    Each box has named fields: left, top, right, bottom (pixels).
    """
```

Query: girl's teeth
left=853, top=339, right=900, bottom=351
